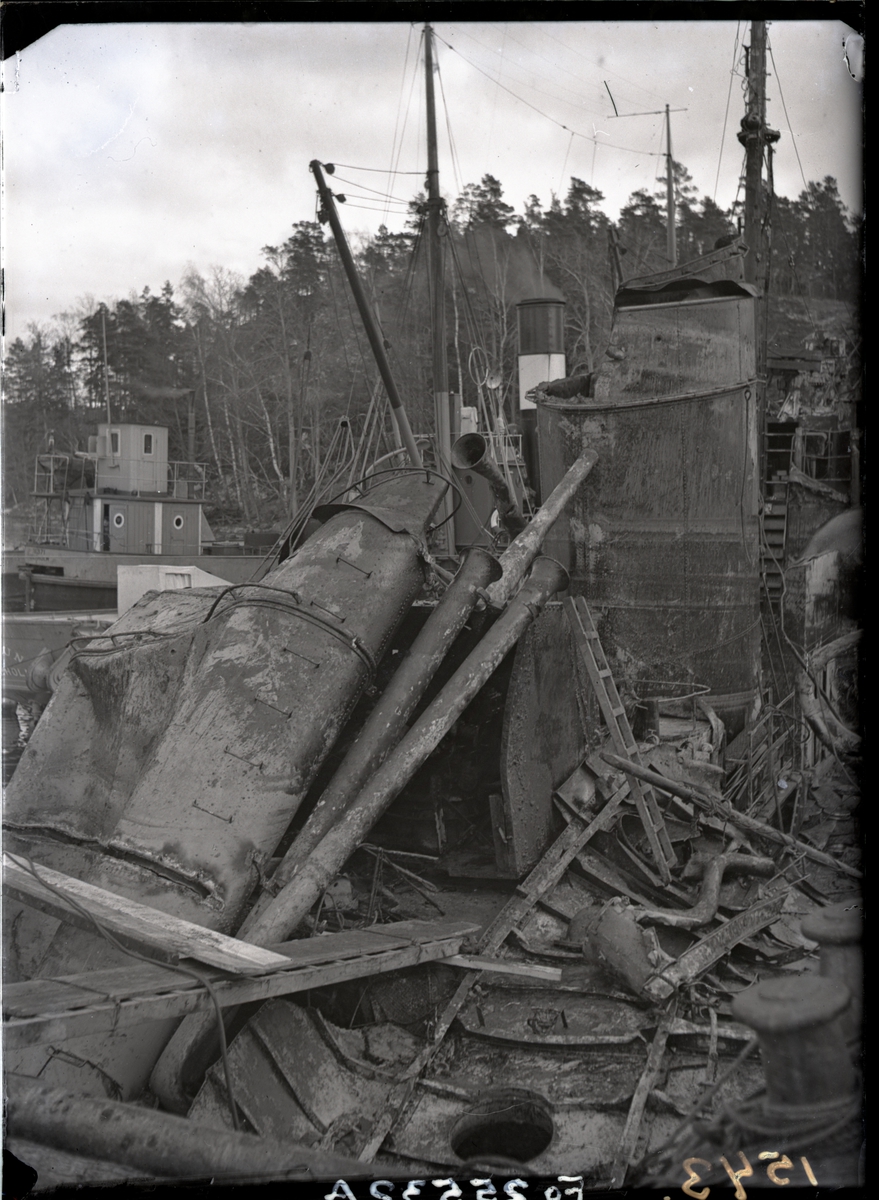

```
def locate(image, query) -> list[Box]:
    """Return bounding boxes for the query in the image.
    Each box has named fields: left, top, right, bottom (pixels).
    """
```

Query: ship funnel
left=451, top=433, right=527, bottom=537
left=516, top=298, right=567, bottom=503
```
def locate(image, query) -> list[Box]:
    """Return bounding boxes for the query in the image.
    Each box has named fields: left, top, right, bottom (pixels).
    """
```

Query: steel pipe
left=601, top=751, right=862, bottom=880
left=241, top=547, right=502, bottom=928
left=486, top=447, right=598, bottom=608
left=5, top=1075, right=371, bottom=1182
left=451, top=432, right=527, bottom=538
left=250, top=555, right=570, bottom=943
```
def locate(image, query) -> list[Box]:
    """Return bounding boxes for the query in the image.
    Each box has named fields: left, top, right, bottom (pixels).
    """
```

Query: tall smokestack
left=517, top=298, right=566, bottom=502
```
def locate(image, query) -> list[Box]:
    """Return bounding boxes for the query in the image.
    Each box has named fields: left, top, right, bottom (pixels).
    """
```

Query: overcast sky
left=1, top=17, right=863, bottom=344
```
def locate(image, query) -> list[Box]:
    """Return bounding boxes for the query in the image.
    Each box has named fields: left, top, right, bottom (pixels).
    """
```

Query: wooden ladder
left=563, top=595, right=676, bottom=882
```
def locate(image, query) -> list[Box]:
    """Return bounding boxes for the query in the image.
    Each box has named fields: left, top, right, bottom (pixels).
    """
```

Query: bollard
left=801, top=899, right=863, bottom=1043
left=732, top=975, right=855, bottom=1110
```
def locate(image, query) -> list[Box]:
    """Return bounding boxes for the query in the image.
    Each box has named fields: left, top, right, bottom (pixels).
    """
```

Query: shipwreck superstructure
left=2, top=20, right=862, bottom=1195
left=3, top=237, right=861, bottom=1191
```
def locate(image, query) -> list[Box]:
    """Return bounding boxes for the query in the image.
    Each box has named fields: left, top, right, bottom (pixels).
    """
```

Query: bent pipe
left=635, top=851, right=776, bottom=929
left=243, top=546, right=503, bottom=920
left=6, top=1075, right=372, bottom=1182
left=486, top=447, right=598, bottom=608
left=251, top=554, right=570, bottom=946
left=451, top=432, right=528, bottom=539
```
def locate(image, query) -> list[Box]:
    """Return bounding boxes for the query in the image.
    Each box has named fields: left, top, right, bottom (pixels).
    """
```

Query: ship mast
left=738, top=20, right=780, bottom=470
left=738, top=20, right=779, bottom=292
left=423, top=24, right=455, bottom=550
left=665, top=104, right=676, bottom=267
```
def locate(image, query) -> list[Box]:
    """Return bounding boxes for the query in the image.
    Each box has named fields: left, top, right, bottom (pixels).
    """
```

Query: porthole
left=450, top=1088, right=554, bottom=1165
left=173, top=515, right=185, bottom=530
left=112, top=513, right=125, bottom=528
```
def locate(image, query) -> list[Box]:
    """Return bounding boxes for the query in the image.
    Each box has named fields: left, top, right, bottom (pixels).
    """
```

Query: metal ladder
left=760, top=493, right=788, bottom=605
left=564, top=595, right=677, bottom=883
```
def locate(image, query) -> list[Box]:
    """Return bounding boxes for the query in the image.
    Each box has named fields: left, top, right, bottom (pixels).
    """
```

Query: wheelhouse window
left=110, top=430, right=120, bottom=454
left=143, top=434, right=154, bottom=455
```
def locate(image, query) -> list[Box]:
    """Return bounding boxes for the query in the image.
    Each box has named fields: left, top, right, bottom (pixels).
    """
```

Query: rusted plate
left=458, top=985, right=652, bottom=1046
left=190, top=1000, right=394, bottom=1153
left=498, top=604, right=600, bottom=876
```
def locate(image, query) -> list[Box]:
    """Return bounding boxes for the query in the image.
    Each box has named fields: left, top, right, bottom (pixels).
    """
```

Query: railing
left=32, top=454, right=70, bottom=498
left=166, top=461, right=209, bottom=501
left=762, top=427, right=852, bottom=487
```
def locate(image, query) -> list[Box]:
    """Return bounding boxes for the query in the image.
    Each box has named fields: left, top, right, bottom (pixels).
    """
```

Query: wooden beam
left=3, top=919, right=479, bottom=1050
left=2, top=853, right=291, bottom=974
left=611, top=1004, right=676, bottom=1187
left=356, top=783, right=629, bottom=1164
left=443, top=955, right=564, bottom=983
left=643, top=892, right=788, bottom=1001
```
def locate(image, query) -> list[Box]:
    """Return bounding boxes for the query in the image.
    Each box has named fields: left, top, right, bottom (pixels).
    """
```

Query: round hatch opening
left=450, top=1088, right=554, bottom=1165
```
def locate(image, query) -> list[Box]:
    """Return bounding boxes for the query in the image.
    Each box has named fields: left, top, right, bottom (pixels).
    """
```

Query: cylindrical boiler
left=536, top=266, right=761, bottom=734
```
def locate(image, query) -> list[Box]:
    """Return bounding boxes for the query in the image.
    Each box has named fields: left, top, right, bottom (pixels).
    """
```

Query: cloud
left=3, top=19, right=863, bottom=341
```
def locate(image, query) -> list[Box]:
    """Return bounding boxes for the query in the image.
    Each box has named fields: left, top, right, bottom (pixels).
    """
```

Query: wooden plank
left=3, top=919, right=477, bottom=1019
left=3, top=921, right=478, bottom=1049
left=644, top=892, right=788, bottom=1001
left=610, top=1005, right=676, bottom=1187
left=479, top=783, right=629, bottom=957
left=3, top=853, right=292, bottom=975
left=443, top=955, right=564, bottom=983
left=3, top=964, right=187, bottom=1018
left=356, top=784, right=631, bottom=1165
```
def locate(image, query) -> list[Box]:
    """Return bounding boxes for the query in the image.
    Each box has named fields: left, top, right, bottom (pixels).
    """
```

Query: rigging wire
left=559, top=130, right=576, bottom=199
left=713, top=21, right=743, bottom=204
left=432, top=30, right=663, bottom=158
left=451, top=21, right=637, bottom=128
left=385, top=25, right=423, bottom=227
left=331, top=163, right=423, bottom=175
left=435, top=51, right=465, bottom=202
left=334, top=201, right=413, bottom=215
left=534, top=23, right=673, bottom=108
left=767, top=37, right=809, bottom=194
left=328, top=174, right=415, bottom=204
left=487, top=22, right=508, bottom=151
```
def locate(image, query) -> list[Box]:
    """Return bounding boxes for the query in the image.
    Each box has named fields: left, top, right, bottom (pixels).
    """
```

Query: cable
left=713, top=23, right=742, bottom=204
left=767, top=39, right=809, bottom=194
left=8, top=853, right=242, bottom=1131
left=329, top=164, right=423, bottom=175
left=433, top=31, right=663, bottom=158
left=199, top=583, right=378, bottom=678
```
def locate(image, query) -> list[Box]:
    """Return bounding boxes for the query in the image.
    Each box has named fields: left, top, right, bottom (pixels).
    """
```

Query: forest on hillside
left=3, top=168, right=861, bottom=524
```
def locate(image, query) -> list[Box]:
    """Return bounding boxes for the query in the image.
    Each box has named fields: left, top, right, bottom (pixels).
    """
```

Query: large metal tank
left=537, top=243, right=761, bottom=734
